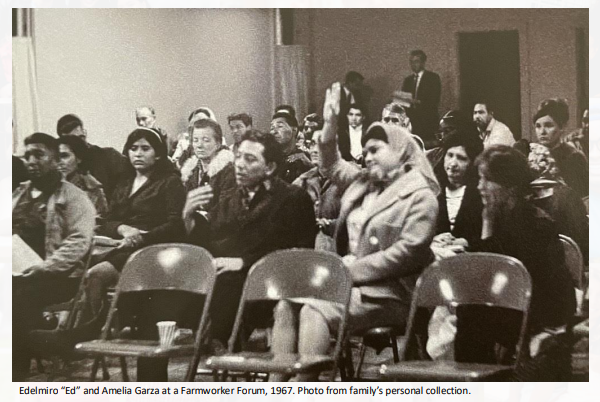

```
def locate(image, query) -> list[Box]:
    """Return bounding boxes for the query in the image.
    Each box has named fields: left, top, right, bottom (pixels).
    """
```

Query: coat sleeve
left=318, top=137, right=361, bottom=193
left=348, top=189, right=438, bottom=284
left=41, top=189, right=95, bottom=275
left=141, top=176, right=186, bottom=245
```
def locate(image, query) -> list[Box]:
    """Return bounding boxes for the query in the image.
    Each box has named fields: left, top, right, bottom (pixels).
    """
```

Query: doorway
left=459, top=30, right=521, bottom=140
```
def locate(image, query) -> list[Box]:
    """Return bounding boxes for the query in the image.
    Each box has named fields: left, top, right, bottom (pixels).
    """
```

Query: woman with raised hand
left=269, top=82, right=439, bottom=381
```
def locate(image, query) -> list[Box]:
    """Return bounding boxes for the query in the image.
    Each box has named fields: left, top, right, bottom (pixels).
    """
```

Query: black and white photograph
left=11, top=7, right=589, bottom=385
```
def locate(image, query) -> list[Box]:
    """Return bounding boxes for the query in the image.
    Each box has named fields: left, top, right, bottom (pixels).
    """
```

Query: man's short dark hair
left=192, top=118, right=224, bottom=145
left=56, top=114, right=83, bottom=136
left=272, top=111, right=299, bottom=128
left=345, top=71, right=364, bottom=84
left=274, top=105, right=296, bottom=118
left=241, top=129, right=284, bottom=169
left=25, top=132, right=59, bottom=158
left=348, top=103, right=366, bottom=115
left=227, top=113, right=253, bottom=127
left=473, top=101, right=494, bottom=114
left=410, top=49, right=427, bottom=62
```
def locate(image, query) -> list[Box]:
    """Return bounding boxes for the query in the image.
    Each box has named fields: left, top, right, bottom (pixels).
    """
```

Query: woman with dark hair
left=57, top=135, right=109, bottom=220
left=533, top=98, right=588, bottom=198
left=461, top=145, right=576, bottom=380
left=433, top=130, right=484, bottom=250
left=85, top=128, right=185, bottom=313
left=269, top=83, right=439, bottom=381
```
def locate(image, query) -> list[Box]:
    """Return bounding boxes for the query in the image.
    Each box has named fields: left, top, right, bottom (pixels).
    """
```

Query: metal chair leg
left=120, top=357, right=129, bottom=381
left=90, top=358, right=100, bottom=381
left=101, top=358, right=110, bottom=380
left=391, top=334, right=400, bottom=363
left=354, top=342, right=367, bottom=379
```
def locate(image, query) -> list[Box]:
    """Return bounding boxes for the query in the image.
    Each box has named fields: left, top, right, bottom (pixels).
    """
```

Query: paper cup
left=157, top=321, right=177, bottom=348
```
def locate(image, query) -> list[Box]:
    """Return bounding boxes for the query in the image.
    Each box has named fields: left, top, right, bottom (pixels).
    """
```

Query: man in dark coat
left=401, top=50, right=441, bottom=146
left=269, top=111, right=313, bottom=183
left=184, top=131, right=316, bottom=345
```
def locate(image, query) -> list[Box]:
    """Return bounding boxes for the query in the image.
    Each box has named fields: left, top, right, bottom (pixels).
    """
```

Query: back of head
left=58, top=135, right=90, bottom=173
left=25, top=132, right=59, bottom=157
left=533, top=98, right=569, bottom=128
left=56, top=114, right=83, bottom=136
left=475, top=145, right=533, bottom=198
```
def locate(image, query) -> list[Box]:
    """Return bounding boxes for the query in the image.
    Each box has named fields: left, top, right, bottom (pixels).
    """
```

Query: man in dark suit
left=401, top=50, right=441, bottom=146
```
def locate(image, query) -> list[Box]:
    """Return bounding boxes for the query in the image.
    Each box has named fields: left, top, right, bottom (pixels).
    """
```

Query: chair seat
left=206, top=352, right=334, bottom=374
left=378, top=361, right=513, bottom=382
left=75, top=339, right=195, bottom=359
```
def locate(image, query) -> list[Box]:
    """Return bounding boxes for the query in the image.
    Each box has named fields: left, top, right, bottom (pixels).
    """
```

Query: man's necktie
left=412, top=74, right=419, bottom=99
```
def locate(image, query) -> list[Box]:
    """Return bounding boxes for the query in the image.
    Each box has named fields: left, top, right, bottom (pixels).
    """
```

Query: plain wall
left=298, top=8, right=588, bottom=140
left=33, top=8, right=274, bottom=148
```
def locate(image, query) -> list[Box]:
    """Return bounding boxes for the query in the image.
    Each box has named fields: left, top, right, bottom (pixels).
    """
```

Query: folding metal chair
left=203, top=249, right=352, bottom=382
left=374, top=252, right=532, bottom=382
left=75, top=243, right=216, bottom=381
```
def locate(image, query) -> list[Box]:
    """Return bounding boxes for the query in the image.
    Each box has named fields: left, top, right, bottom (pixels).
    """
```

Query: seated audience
left=56, top=114, right=128, bottom=199
left=269, top=111, right=313, bottom=183
left=433, top=129, right=484, bottom=250
left=534, top=98, right=588, bottom=198
left=58, top=135, right=109, bottom=221
left=526, top=142, right=589, bottom=264
left=180, top=119, right=236, bottom=218
left=228, top=112, right=253, bottom=153
left=12, top=133, right=95, bottom=380
left=301, top=113, right=324, bottom=142
left=270, top=83, right=439, bottom=381
left=292, top=131, right=342, bottom=252
left=183, top=131, right=316, bottom=348
left=274, top=104, right=296, bottom=118
left=464, top=145, right=576, bottom=380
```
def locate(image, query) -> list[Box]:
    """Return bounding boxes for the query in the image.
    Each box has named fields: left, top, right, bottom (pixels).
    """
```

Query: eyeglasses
left=383, top=117, right=401, bottom=124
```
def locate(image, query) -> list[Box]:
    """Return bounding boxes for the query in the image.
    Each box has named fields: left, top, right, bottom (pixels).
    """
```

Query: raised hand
left=323, top=82, right=341, bottom=124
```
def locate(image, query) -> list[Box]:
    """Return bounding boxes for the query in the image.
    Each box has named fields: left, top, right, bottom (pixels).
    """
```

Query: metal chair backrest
left=559, top=234, right=584, bottom=290
left=242, top=249, right=351, bottom=303
left=101, top=244, right=216, bottom=341
left=117, top=243, right=215, bottom=295
left=228, top=249, right=352, bottom=379
left=402, top=252, right=532, bottom=364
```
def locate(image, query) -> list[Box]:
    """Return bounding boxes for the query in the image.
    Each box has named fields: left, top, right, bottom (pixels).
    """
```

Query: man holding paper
left=12, top=133, right=95, bottom=380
